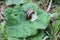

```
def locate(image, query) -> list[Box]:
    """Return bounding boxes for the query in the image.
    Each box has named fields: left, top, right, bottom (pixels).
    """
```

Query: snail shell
left=26, top=9, right=38, bottom=22
left=0, top=13, right=4, bottom=22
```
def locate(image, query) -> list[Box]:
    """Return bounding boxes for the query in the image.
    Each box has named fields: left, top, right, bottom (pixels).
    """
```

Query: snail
left=26, top=9, right=38, bottom=22
left=0, top=5, right=5, bottom=23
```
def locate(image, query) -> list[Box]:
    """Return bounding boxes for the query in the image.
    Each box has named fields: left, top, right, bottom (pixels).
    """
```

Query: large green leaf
left=6, top=0, right=26, bottom=5
left=4, top=3, right=50, bottom=38
left=4, top=5, right=38, bottom=38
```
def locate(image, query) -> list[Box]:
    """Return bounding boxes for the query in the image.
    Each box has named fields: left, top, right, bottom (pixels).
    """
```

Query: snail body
left=26, top=9, right=38, bottom=22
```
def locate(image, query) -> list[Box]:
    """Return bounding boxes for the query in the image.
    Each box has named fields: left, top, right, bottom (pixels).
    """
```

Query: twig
left=46, top=0, right=52, bottom=12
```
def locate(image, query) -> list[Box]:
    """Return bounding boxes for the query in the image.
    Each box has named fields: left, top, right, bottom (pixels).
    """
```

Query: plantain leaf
left=4, top=3, right=50, bottom=38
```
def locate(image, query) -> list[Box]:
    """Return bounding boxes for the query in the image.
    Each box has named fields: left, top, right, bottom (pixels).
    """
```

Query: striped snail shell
left=0, top=12, right=4, bottom=22
left=0, top=8, right=4, bottom=22
left=26, top=9, right=38, bottom=22
left=0, top=12, right=6, bottom=25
